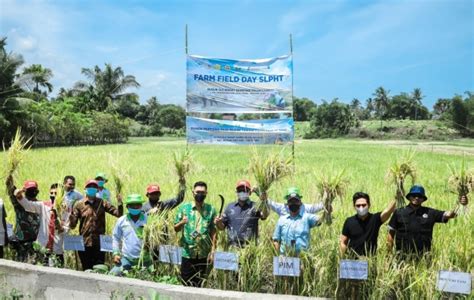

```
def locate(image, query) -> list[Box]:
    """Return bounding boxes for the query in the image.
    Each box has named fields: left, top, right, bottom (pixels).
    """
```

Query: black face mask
left=288, top=204, right=301, bottom=213
left=194, top=193, right=206, bottom=203
left=25, top=189, right=39, bottom=199
left=50, top=195, right=56, bottom=202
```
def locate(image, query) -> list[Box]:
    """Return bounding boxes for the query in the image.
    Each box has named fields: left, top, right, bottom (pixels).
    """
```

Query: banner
left=187, top=55, right=293, bottom=113
left=186, top=116, right=293, bottom=145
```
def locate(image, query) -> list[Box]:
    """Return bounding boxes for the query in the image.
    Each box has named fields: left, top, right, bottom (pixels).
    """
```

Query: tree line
left=294, top=88, right=473, bottom=138
left=0, top=37, right=185, bottom=146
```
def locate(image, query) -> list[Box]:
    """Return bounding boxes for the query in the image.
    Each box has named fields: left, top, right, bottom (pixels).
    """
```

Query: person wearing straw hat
left=272, top=187, right=322, bottom=256
left=215, top=179, right=269, bottom=248
left=387, top=185, right=468, bottom=257
left=110, top=194, right=150, bottom=276
left=95, top=172, right=111, bottom=203
left=69, top=179, right=123, bottom=270
left=5, top=175, right=40, bottom=262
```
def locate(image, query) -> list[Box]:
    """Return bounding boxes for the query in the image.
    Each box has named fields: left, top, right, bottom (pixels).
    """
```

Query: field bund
left=0, top=259, right=326, bottom=300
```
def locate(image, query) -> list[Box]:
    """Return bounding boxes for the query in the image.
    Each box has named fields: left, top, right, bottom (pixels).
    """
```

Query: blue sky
left=1, top=0, right=473, bottom=108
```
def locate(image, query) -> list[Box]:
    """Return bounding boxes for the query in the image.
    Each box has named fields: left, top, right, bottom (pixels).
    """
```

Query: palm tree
left=373, top=87, right=390, bottom=129
left=72, top=63, right=140, bottom=111
left=22, top=64, right=53, bottom=96
left=411, top=88, right=423, bottom=120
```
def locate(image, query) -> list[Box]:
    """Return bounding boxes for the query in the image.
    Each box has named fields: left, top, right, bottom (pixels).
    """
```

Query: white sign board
left=6, top=223, right=13, bottom=238
left=437, top=271, right=472, bottom=295
left=214, top=251, right=239, bottom=271
left=100, top=235, right=113, bottom=252
left=63, top=235, right=85, bottom=251
left=340, top=260, right=368, bottom=280
left=159, top=245, right=182, bottom=265
left=273, top=256, right=300, bottom=277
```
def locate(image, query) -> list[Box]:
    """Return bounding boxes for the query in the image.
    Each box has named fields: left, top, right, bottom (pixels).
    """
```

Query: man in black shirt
left=387, top=185, right=468, bottom=257
left=340, top=191, right=396, bottom=256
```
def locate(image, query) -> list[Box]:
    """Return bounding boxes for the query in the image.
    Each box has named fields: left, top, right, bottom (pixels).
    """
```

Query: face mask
left=128, top=208, right=142, bottom=216
left=237, top=192, right=249, bottom=201
left=85, top=187, right=98, bottom=197
left=356, top=207, right=369, bottom=217
left=25, top=189, right=38, bottom=199
left=194, top=193, right=206, bottom=203
left=288, top=204, right=300, bottom=213
left=97, top=181, right=105, bottom=188
left=50, top=195, right=56, bottom=202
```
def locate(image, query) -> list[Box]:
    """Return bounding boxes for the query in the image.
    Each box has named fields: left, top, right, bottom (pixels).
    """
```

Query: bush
left=306, top=100, right=359, bottom=138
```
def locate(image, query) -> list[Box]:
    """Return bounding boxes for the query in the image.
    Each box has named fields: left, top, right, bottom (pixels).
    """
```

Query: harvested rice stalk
left=316, top=169, right=348, bottom=225
left=54, top=181, right=65, bottom=217
left=4, top=128, right=32, bottom=180
left=142, top=210, right=175, bottom=262
left=448, top=159, right=473, bottom=214
left=385, top=150, right=417, bottom=208
left=172, top=148, right=192, bottom=184
left=108, top=153, right=129, bottom=197
left=249, top=149, right=293, bottom=212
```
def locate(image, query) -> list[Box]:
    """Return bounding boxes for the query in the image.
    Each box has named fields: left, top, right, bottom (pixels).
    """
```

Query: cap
left=146, top=184, right=161, bottom=194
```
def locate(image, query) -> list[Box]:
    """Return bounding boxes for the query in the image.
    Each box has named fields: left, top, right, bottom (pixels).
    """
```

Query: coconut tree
left=21, top=64, right=53, bottom=96
left=72, top=63, right=140, bottom=111
left=411, top=88, right=423, bottom=120
left=373, top=87, right=390, bottom=129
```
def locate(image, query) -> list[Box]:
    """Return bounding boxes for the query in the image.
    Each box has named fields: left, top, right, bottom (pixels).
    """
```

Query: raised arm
left=381, top=199, right=396, bottom=223
left=104, top=196, right=123, bottom=217
left=162, top=183, right=186, bottom=210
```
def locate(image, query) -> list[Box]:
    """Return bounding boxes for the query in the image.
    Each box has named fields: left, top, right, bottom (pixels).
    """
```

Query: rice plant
left=448, top=158, right=473, bottom=214
left=4, top=128, right=31, bottom=180
left=315, top=168, right=348, bottom=225
left=386, top=149, right=417, bottom=208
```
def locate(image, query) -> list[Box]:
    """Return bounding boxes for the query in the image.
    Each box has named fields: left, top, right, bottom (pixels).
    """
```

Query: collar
left=234, top=200, right=251, bottom=207
left=127, top=212, right=145, bottom=223
left=192, top=202, right=204, bottom=210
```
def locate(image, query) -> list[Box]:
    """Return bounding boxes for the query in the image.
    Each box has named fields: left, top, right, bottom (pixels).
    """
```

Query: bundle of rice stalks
left=54, top=181, right=65, bottom=217
left=249, top=149, right=293, bottom=212
left=108, top=153, right=130, bottom=197
left=249, top=149, right=293, bottom=194
left=142, top=210, right=175, bottom=262
left=447, top=159, right=473, bottom=214
left=385, top=150, right=417, bottom=208
left=316, top=169, right=348, bottom=225
left=172, top=148, right=192, bottom=184
left=4, top=128, right=31, bottom=180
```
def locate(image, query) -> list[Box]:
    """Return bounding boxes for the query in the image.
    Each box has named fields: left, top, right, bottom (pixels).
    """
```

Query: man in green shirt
left=174, top=181, right=217, bottom=287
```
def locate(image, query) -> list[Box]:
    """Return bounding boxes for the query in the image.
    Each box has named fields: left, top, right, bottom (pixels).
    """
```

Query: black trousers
left=78, top=244, right=105, bottom=271
left=0, top=246, right=3, bottom=259
left=180, top=257, right=209, bottom=287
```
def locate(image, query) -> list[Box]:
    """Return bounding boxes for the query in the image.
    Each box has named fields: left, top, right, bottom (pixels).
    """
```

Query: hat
left=406, top=185, right=427, bottom=201
left=95, top=172, right=107, bottom=181
left=285, top=187, right=302, bottom=201
left=23, top=180, right=38, bottom=190
left=146, top=184, right=161, bottom=194
left=125, top=194, right=144, bottom=205
left=236, top=180, right=251, bottom=190
left=84, top=179, right=99, bottom=188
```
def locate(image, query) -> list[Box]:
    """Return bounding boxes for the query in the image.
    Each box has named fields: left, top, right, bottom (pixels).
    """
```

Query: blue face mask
left=85, top=187, right=98, bottom=197
left=128, top=208, right=142, bottom=216
left=97, top=181, right=105, bottom=188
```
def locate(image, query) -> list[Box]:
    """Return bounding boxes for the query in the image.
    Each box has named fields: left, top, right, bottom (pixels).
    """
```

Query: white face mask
left=356, top=207, right=369, bottom=217
left=237, top=192, right=249, bottom=201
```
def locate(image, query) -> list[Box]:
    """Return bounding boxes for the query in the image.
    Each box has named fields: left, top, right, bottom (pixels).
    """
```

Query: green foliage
left=293, top=97, right=316, bottom=121
left=306, top=100, right=359, bottom=138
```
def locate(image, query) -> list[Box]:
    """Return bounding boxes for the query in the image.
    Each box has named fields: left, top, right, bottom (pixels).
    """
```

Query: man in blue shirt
left=110, top=194, right=149, bottom=276
left=215, top=180, right=269, bottom=247
left=272, top=187, right=321, bottom=256
left=62, top=175, right=83, bottom=212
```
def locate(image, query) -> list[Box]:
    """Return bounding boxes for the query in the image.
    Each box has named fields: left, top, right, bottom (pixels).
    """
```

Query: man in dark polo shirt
left=215, top=180, right=269, bottom=248
left=387, top=185, right=468, bottom=258
left=340, top=191, right=396, bottom=257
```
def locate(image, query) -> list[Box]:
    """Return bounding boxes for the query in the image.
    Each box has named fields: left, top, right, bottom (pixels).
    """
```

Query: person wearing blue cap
left=387, top=185, right=468, bottom=257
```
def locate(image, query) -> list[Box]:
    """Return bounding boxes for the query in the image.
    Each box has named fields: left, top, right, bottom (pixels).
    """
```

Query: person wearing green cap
left=95, top=173, right=111, bottom=203
left=272, top=187, right=323, bottom=255
left=110, top=194, right=149, bottom=276
left=264, top=186, right=324, bottom=217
